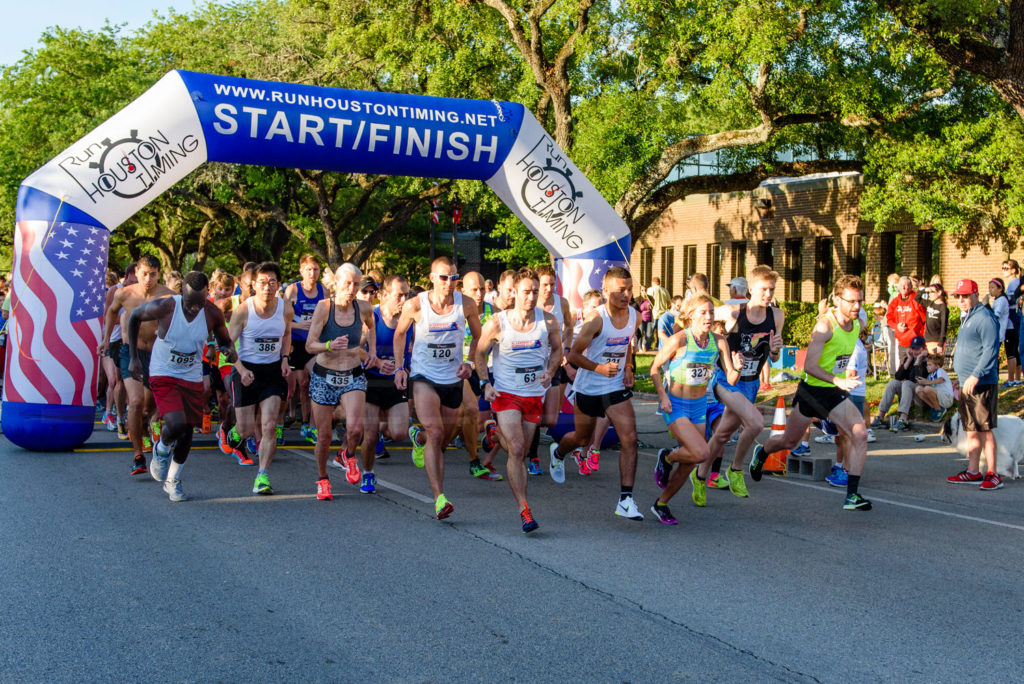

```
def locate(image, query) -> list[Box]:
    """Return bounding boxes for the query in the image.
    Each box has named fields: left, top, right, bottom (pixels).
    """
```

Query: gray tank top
left=319, top=300, right=362, bottom=348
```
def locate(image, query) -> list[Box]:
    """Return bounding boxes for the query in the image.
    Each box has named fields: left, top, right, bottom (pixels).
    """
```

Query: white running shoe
left=150, top=442, right=171, bottom=483
left=548, top=442, right=566, bottom=483
left=163, top=478, right=186, bottom=502
left=614, top=495, right=644, bottom=521
left=814, top=434, right=835, bottom=444
left=867, top=429, right=877, bottom=443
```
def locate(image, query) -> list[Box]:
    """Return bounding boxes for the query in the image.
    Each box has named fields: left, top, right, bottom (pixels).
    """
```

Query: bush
left=777, top=301, right=819, bottom=347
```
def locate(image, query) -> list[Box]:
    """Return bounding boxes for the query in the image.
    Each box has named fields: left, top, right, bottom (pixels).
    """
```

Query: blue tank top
left=367, top=305, right=410, bottom=377
left=291, top=282, right=325, bottom=341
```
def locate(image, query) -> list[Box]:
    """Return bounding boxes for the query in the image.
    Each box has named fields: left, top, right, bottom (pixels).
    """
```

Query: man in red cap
left=886, top=276, right=926, bottom=366
left=947, top=279, right=1003, bottom=489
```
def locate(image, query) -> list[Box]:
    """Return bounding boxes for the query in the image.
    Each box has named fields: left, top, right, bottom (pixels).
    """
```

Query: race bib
left=601, top=350, right=625, bottom=367
left=832, top=354, right=850, bottom=375
left=740, top=355, right=760, bottom=376
left=300, top=311, right=315, bottom=322
left=256, top=336, right=279, bottom=354
left=168, top=349, right=197, bottom=369
left=324, top=368, right=354, bottom=388
left=428, top=342, right=457, bottom=364
left=671, top=362, right=711, bottom=387
left=515, top=364, right=544, bottom=388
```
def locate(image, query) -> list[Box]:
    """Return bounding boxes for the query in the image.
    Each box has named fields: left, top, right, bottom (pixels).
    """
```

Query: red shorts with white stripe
left=150, top=376, right=207, bottom=427
left=491, top=392, right=543, bottom=424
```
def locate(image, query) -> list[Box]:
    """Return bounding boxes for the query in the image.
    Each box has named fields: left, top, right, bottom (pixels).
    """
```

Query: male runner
left=101, top=263, right=136, bottom=439
left=697, top=265, right=784, bottom=496
left=460, top=271, right=501, bottom=480
left=476, top=268, right=562, bottom=532
left=393, top=256, right=481, bottom=519
left=99, top=255, right=173, bottom=475
left=527, top=264, right=572, bottom=473
left=548, top=266, right=643, bottom=520
left=283, top=254, right=325, bottom=442
left=751, top=274, right=871, bottom=510
left=227, top=262, right=294, bottom=495
left=126, top=272, right=236, bottom=501
left=306, top=263, right=376, bottom=501
left=358, top=274, right=412, bottom=493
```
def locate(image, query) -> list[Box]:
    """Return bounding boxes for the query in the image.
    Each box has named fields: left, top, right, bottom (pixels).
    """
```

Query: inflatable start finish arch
left=5, top=71, right=630, bottom=451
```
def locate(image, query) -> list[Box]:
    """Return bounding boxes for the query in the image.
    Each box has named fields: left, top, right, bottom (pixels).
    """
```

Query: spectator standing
left=638, top=293, right=654, bottom=351
left=886, top=276, right=927, bottom=365
left=947, top=279, right=1002, bottom=489
left=922, top=283, right=949, bottom=354
left=870, top=300, right=898, bottom=375
left=657, top=295, right=684, bottom=345
left=647, top=277, right=671, bottom=324
left=1004, top=260, right=1021, bottom=385
left=987, top=278, right=1009, bottom=345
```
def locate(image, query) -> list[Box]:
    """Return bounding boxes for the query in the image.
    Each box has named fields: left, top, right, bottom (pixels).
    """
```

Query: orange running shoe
left=342, top=449, right=361, bottom=484
left=201, top=412, right=212, bottom=434
left=520, top=505, right=539, bottom=533
left=316, top=478, right=333, bottom=501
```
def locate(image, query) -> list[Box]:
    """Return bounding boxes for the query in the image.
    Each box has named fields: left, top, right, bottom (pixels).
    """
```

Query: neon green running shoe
left=690, top=469, right=706, bottom=507
left=727, top=468, right=749, bottom=498
left=409, top=425, right=425, bottom=468
left=141, top=432, right=152, bottom=451
left=275, top=425, right=284, bottom=446
left=253, top=472, right=273, bottom=495
left=470, top=462, right=491, bottom=479
left=435, top=493, right=453, bottom=519
left=707, top=471, right=730, bottom=489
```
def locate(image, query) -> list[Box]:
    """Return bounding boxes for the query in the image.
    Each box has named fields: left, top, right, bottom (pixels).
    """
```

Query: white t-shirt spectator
left=991, top=295, right=1009, bottom=340
left=847, top=339, right=868, bottom=398
left=928, top=366, right=953, bottom=398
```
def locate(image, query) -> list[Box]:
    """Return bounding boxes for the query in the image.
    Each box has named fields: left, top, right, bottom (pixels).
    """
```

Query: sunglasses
left=433, top=273, right=460, bottom=281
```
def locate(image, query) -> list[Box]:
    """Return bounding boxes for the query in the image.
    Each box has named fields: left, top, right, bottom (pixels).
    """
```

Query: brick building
left=631, top=173, right=1024, bottom=304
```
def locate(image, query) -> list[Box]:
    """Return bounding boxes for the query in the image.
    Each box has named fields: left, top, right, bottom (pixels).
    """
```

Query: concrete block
left=786, top=454, right=833, bottom=481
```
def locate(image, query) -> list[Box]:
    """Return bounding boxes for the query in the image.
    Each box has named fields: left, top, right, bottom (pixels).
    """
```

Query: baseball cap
left=728, top=276, right=747, bottom=291
left=359, top=276, right=378, bottom=292
left=953, top=279, right=978, bottom=296
left=910, top=336, right=926, bottom=349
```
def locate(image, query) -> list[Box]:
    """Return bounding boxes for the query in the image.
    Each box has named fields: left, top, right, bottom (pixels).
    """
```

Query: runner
left=303, top=264, right=376, bottom=500
left=125, top=272, right=236, bottom=501
left=283, top=254, right=325, bottom=443
left=98, top=255, right=173, bottom=476
left=566, top=289, right=610, bottom=474
left=357, top=274, right=412, bottom=493
left=751, top=275, right=871, bottom=511
left=649, top=296, right=741, bottom=523
left=475, top=267, right=562, bottom=532
left=393, top=256, right=482, bottom=520
left=101, top=263, right=137, bottom=439
left=459, top=271, right=502, bottom=480
left=526, top=265, right=572, bottom=474
left=547, top=266, right=643, bottom=520
left=698, top=265, right=784, bottom=495
left=226, top=262, right=294, bottom=495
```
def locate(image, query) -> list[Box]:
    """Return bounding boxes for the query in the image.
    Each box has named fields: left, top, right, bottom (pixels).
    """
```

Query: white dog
left=940, top=414, right=1024, bottom=479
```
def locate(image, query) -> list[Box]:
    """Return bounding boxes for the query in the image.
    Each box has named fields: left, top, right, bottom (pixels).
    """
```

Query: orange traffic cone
left=763, top=396, right=788, bottom=475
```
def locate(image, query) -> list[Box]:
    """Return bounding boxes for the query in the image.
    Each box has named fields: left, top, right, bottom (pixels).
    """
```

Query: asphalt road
left=2, top=398, right=1023, bottom=682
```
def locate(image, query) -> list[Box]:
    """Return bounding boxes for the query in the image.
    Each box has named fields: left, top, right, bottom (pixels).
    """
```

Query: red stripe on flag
left=14, top=227, right=61, bottom=404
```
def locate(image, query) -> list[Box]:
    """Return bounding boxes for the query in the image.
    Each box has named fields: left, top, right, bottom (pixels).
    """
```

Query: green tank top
left=666, top=328, right=718, bottom=388
left=804, top=311, right=860, bottom=387
left=464, top=301, right=494, bottom=361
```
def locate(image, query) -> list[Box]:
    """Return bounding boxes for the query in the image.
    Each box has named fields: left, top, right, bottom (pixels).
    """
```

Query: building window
left=731, top=241, right=747, bottom=279
left=661, top=246, right=675, bottom=295
left=815, top=237, right=834, bottom=301
left=706, top=243, right=722, bottom=300
left=917, top=230, right=934, bottom=282
left=847, top=234, right=868, bottom=281
left=682, top=244, right=697, bottom=284
left=878, top=232, right=897, bottom=293
left=756, top=240, right=774, bottom=269
left=639, top=247, right=653, bottom=287
left=785, top=238, right=802, bottom=302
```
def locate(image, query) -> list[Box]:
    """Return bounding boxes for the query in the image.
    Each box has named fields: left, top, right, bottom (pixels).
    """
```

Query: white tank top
left=237, top=297, right=286, bottom=364
left=542, top=294, right=566, bottom=345
left=411, top=291, right=465, bottom=385
left=573, top=305, right=636, bottom=396
left=492, top=309, right=549, bottom=397
left=149, top=296, right=209, bottom=382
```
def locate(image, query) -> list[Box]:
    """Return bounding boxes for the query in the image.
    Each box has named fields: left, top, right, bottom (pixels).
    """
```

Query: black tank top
left=319, top=301, right=362, bottom=349
left=727, top=304, right=777, bottom=382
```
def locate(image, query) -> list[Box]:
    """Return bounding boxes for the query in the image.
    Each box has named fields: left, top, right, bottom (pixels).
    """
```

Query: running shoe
left=867, top=429, right=877, bottom=443
left=869, top=416, right=887, bottom=429
left=980, top=472, right=1004, bottom=490
left=409, top=425, right=425, bottom=468
left=654, top=448, right=671, bottom=489
left=789, top=443, right=811, bottom=457
left=246, top=435, right=260, bottom=455
left=340, top=449, right=361, bottom=484
left=890, top=418, right=910, bottom=432
left=843, top=492, right=872, bottom=511
left=650, top=502, right=678, bottom=525
left=482, top=419, right=499, bottom=451
left=150, top=441, right=170, bottom=483
left=141, top=432, right=152, bottom=451
left=253, top=472, right=273, bottom=495
left=435, top=493, right=454, bottom=520
left=520, top=506, right=539, bottom=533
left=929, top=409, right=945, bottom=423
left=130, top=454, right=147, bottom=476
left=527, top=457, right=543, bottom=476
left=163, top=478, right=186, bottom=502
left=814, top=434, right=835, bottom=445
left=574, top=450, right=591, bottom=476
left=548, top=442, right=566, bottom=483
left=375, top=433, right=386, bottom=455
left=117, top=421, right=128, bottom=440
left=726, top=433, right=739, bottom=446
left=201, top=412, right=212, bottom=434
left=217, top=424, right=232, bottom=455
left=378, top=447, right=391, bottom=460
left=470, top=462, right=492, bottom=479
left=825, top=465, right=849, bottom=488
left=316, top=477, right=333, bottom=501
left=360, top=472, right=377, bottom=494
left=614, top=495, right=644, bottom=521
left=727, top=468, right=749, bottom=497
left=275, top=425, right=284, bottom=446
left=150, top=420, right=161, bottom=447
left=708, top=471, right=730, bottom=489
left=947, top=469, right=983, bottom=484
left=586, top=448, right=600, bottom=472
left=749, top=443, right=767, bottom=482
left=330, top=454, right=348, bottom=470
left=104, top=412, right=117, bottom=431
left=483, top=464, right=504, bottom=481
left=689, top=469, right=706, bottom=507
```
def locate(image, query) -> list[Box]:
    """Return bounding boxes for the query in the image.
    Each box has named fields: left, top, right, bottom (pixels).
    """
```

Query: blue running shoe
left=527, top=457, right=543, bottom=476
left=825, top=464, right=849, bottom=488
left=246, top=435, right=259, bottom=455
left=375, top=433, right=385, bottom=455
left=360, top=472, right=377, bottom=494
left=789, top=443, right=811, bottom=457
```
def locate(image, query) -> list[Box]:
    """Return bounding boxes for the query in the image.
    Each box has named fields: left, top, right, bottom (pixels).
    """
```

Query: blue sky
left=2, top=1, right=196, bottom=67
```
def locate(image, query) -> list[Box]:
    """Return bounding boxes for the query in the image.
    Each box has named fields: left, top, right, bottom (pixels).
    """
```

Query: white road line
left=283, top=448, right=433, bottom=504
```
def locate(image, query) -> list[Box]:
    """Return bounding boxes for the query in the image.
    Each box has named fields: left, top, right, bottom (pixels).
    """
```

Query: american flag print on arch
left=4, top=220, right=106, bottom=408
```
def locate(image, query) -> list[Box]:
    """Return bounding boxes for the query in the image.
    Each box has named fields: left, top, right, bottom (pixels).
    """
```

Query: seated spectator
left=870, top=336, right=929, bottom=432
left=914, top=353, right=955, bottom=422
